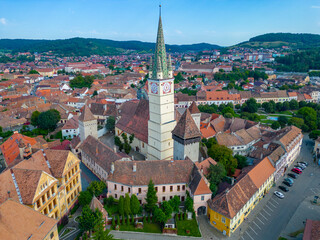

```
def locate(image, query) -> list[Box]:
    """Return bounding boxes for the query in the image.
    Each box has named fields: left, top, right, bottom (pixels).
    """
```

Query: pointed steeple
left=151, top=5, right=170, bottom=80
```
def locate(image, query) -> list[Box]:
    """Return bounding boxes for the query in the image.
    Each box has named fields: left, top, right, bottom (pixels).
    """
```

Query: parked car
left=283, top=181, right=293, bottom=187
left=284, top=178, right=294, bottom=184
left=274, top=191, right=284, bottom=199
left=279, top=186, right=289, bottom=192
left=300, top=161, right=308, bottom=166
left=296, top=163, right=306, bottom=170
left=288, top=173, right=298, bottom=179
left=292, top=168, right=302, bottom=174
left=298, top=162, right=307, bottom=167
left=295, top=166, right=304, bottom=171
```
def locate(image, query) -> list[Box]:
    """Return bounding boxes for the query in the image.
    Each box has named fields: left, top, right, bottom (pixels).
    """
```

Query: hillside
left=0, top=38, right=221, bottom=56
left=235, top=33, right=320, bottom=49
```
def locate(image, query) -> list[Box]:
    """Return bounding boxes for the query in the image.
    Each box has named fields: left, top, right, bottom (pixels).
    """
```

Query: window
left=162, top=196, right=165, bottom=201
left=115, top=194, right=118, bottom=199
left=177, top=186, right=180, bottom=191
left=170, top=186, right=173, bottom=192
left=170, top=196, right=173, bottom=200
left=182, top=185, right=185, bottom=191
left=114, top=184, right=117, bottom=190
left=201, top=196, right=204, bottom=201
left=121, top=186, right=124, bottom=192
left=138, top=188, right=142, bottom=194
left=155, top=187, right=158, bottom=192
left=163, top=186, right=166, bottom=192
left=128, top=188, right=131, bottom=193
left=222, top=217, right=226, bottom=224
left=181, top=196, right=185, bottom=201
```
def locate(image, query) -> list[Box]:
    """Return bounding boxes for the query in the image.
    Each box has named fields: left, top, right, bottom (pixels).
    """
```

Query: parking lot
left=238, top=136, right=320, bottom=240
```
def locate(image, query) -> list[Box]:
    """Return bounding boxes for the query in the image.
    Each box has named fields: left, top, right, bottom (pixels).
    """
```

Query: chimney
left=200, top=166, right=203, bottom=174
left=111, top=162, right=115, bottom=174
left=96, top=146, right=99, bottom=155
left=132, top=155, right=134, bottom=160
left=133, top=163, right=136, bottom=172
left=113, top=145, right=117, bottom=153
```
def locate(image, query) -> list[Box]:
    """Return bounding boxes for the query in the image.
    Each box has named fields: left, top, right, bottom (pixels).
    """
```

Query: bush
left=180, top=213, right=183, bottom=221
left=121, top=215, right=124, bottom=225
left=148, top=215, right=151, bottom=223
left=143, top=216, right=146, bottom=224
left=192, top=211, right=196, bottom=219
left=184, top=212, right=187, bottom=220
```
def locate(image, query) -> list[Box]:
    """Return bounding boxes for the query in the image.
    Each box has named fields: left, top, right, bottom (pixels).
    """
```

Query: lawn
left=119, top=223, right=162, bottom=233
left=275, top=111, right=293, bottom=115
left=176, top=219, right=201, bottom=237
left=260, top=119, right=274, bottom=125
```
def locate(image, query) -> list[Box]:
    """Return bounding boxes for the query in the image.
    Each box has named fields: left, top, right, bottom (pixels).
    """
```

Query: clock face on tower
left=163, top=82, right=172, bottom=94
left=150, top=82, right=158, bottom=94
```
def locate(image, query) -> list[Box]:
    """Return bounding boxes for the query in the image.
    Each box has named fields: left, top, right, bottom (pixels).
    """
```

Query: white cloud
left=311, top=6, right=320, bottom=8
left=0, top=18, right=7, bottom=25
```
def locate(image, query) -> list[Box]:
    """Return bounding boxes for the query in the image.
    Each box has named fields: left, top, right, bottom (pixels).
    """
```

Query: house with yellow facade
left=0, top=199, right=59, bottom=240
left=0, top=148, right=81, bottom=222
left=207, top=157, right=275, bottom=236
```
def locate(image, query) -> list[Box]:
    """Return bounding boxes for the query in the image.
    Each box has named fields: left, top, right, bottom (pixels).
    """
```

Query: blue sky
left=0, top=0, right=320, bottom=46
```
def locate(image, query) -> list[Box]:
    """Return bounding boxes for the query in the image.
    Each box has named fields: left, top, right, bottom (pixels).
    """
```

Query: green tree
left=106, top=116, right=116, bottom=132
left=243, top=98, right=258, bottom=113
left=153, top=207, right=167, bottom=226
left=130, top=194, right=140, bottom=215
left=92, top=214, right=114, bottom=240
left=289, top=117, right=305, bottom=128
left=28, top=69, right=39, bottom=74
left=88, top=181, right=106, bottom=196
left=271, top=121, right=281, bottom=130
left=92, top=90, right=98, bottom=98
left=206, top=163, right=227, bottom=186
left=297, top=107, right=317, bottom=130
left=174, top=72, right=184, bottom=84
left=69, top=75, right=94, bottom=89
left=289, top=99, right=299, bottom=110
left=79, top=205, right=102, bottom=232
left=222, top=106, right=235, bottom=117
left=118, top=196, right=124, bottom=216
left=207, top=144, right=237, bottom=174
left=276, top=102, right=283, bottom=112
left=145, top=180, right=158, bottom=213
left=31, top=111, right=40, bottom=127
left=278, top=116, right=288, bottom=128
left=168, top=196, right=181, bottom=213
left=234, top=154, right=248, bottom=169
left=124, top=193, right=131, bottom=216
left=79, top=190, right=93, bottom=206
left=185, top=192, right=194, bottom=212
left=309, top=130, right=320, bottom=140
left=162, top=201, right=173, bottom=219
left=38, top=110, right=60, bottom=130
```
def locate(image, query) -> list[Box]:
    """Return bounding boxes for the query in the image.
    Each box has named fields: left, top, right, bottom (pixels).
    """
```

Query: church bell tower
left=147, top=6, right=175, bottom=160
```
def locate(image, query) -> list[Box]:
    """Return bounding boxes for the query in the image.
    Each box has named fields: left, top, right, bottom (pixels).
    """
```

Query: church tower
left=79, top=105, right=98, bottom=142
left=172, top=109, right=201, bottom=162
left=147, top=8, right=175, bottom=160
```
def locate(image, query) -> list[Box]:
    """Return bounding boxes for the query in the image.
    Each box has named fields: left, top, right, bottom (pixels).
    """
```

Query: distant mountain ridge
left=236, top=33, right=320, bottom=49
left=0, top=38, right=221, bottom=56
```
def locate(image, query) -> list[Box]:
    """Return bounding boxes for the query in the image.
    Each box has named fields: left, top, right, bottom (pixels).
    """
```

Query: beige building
left=147, top=14, right=176, bottom=161
left=0, top=199, right=59, bottom=240
left=0, top=149, right=82, bottom=221
left=107, top=158, right=211, bottom=215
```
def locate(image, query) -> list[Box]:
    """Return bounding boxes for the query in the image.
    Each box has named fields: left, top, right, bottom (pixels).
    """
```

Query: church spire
left=151, top=5, right=170, bottom=80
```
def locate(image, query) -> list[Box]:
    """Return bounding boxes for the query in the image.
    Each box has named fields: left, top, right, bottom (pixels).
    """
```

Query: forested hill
left=0, top=38, right=221, bottom=56
left=236, top=33, right=320, bottom=49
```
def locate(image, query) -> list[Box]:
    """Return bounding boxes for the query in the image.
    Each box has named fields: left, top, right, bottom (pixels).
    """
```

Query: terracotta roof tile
left=78, top=104, right=96, bottom=122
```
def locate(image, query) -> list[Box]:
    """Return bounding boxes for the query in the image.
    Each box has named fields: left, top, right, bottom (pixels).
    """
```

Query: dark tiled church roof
left=172, top=109, right=201, bottom=140
left=79, top=105, right=96, bottom=122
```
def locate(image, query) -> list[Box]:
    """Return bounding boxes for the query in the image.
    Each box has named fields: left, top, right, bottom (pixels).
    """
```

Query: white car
left=274, top=191, right=284, bottom=199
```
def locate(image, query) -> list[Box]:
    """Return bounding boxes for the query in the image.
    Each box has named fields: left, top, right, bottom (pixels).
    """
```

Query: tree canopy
left=70, top=75, right=94, bottom=89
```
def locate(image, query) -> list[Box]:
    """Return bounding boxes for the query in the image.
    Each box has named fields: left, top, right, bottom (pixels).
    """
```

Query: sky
left=0, top=0, right=320, bottom=46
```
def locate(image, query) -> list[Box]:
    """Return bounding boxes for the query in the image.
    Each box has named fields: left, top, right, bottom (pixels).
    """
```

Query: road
left=239, top=135, right=319, bottom=240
